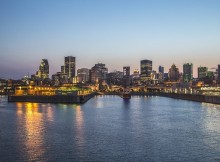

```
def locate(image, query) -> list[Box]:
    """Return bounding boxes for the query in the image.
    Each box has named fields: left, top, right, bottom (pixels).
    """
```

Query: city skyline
left=1, top=0, right=220, bottom=79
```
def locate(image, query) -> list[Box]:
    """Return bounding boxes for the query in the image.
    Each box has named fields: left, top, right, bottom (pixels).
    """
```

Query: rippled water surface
left=1, top=95, right=220, bottom=161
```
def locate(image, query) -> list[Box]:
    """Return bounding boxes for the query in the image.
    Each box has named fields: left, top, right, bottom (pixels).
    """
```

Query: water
left=0, top=95, right=220, bottom=161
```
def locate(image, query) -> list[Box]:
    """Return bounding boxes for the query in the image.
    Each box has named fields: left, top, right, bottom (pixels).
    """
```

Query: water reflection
left=123, top=99, right=130, bottom=108
left=74, top=105, right=85, bottom=153
left=201, top=103, right=220, bottom=153
left=1, top=96, right=220, bottom=161
left=16, top=102, right=46, bottom=161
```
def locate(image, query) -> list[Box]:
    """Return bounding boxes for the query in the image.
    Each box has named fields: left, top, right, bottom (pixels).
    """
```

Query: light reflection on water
left=16, top=102, right=46, bottom=161
left=74, top=105, right=85, bottom=155
left=201, top=103, right=220, bottom=153
left=0, top=96, right=220, bottom=161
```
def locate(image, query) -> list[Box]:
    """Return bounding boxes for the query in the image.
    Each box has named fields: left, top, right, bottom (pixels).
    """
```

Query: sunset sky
left=0, top=0, right=220, bottom=79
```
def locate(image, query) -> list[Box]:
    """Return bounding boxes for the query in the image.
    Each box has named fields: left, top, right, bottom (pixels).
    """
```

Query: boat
left=120, top=88, right=131, bottom=99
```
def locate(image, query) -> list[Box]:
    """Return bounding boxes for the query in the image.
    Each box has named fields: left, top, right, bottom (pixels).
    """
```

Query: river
left=0, top=95, right=220, bottom=161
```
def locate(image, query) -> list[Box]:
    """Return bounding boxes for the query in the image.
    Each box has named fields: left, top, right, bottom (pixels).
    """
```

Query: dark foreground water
left=0, top=95, right=220, bottom=162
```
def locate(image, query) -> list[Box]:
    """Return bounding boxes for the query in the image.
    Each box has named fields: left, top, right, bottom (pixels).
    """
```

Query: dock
left=8, top=93, right=95, bottom=104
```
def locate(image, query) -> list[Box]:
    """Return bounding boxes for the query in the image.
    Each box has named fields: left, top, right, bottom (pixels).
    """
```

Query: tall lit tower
left=168, top=64, right=179, bottom=81
left=123, top=66, right=130, bottom=77
left=64, top=56, right=76, bottom=79
left=183, top=63, right=193, bottom=82
left=140, top=60, right=152, bottom=80
left=198, top=66, right=207, bottom=79
left=37, top=59, right=49, bottom=79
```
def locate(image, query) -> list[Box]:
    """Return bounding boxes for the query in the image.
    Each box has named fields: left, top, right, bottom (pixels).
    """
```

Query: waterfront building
left=52, top=72, right=62, bottom=86
left=207, top=71, right=214, bottom=78
left=61, top=65, right=65, bottom=74
left=164, top=73, right=168, bottom=80
left=159, top=66, right=164, bottom=77
left=150, top=70, right=157, bottom=80
left=90, top=63, right=108, bottom=83
left=77, top=68, right=90, bottom=83
left=158, top=66, right=164, bottom=82
left=39, top=59, right=49, bottom=79
left=168, top=64, right=179, bottom=82
left=183, top=63, right=193, bottom=82
left=140, top=60, right=152, bottom=80
left=133, top=69, right=140, bottom=78
left=34, top=59, right=49, bottom=79
left=122, top=66, right=131, bottom=87
left=132, top=69, right=140, bottom=86
left=151, top=70, right=158, bottom=84
left=123, top=66, right=130, bottom=77
left=198, top=66, right=208, bottom=79
left=64, top=56, right=76, bottom=79
left=106, top=71, right=123, bottom=85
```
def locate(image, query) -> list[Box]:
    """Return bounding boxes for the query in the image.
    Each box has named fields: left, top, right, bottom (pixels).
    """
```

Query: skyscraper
left=90, top=63, right=108, bottom=83
left=36, top=59, right=49, bottom=79
left=159, top=66, right=164, bottom=74
left=77, top=68, right=90, bottom=83
left=123, top=66, right=130, bottom=77
left=168, top=64, right=179, bottom=81
left=140, top=60, right=152, bottom=80
left=158, top=65, right=164, bottom=81
left=183, top=63, right=193, bottom=82
left=64, top=56, right=76, bottom=79
left=198, top=66, right=208, bottom=79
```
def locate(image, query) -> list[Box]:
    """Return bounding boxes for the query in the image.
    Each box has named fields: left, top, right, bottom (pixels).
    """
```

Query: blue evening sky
left=0, top=0, right=220, bottom=79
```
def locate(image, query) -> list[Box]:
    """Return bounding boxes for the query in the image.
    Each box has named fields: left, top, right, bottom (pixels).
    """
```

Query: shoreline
left=8, top=93, right=95, bottom=104
left=6, top=92, right=220, bottom=105
left=97, top=92, right=220, bottom=105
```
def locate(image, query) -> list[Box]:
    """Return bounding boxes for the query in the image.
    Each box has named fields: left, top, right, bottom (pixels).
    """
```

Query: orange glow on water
left=75, top=105, right=85, bottom=151
left=16, top=102, right=46, bottom=161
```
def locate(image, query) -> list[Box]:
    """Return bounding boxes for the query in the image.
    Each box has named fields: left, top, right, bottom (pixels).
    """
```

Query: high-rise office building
left=106, top=71, right=123, bottom=85
left=198, top=66, right=208, bottom=79
left=35, top=59, right=49, bottom=79
left=77, top=68, right=90, bottom=83
left=159, top=66, right=164, bottom=75
left=123, top=66, right=130, bottom=77
left=64, top=56, right=76, bottom=79
left=140, top=60, right=152, bottom=80
left=168, top=64, right=179, bottom=81
left=90, top=63, right=108, bottom=83
left=61, top=66, right=65, bottom=74
left=183, top=63, right=193, bottom=82
left=158, top=65, right=164, bottom=81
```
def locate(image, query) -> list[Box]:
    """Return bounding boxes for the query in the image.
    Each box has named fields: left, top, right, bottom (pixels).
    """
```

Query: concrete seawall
left=159, top=93, right=220, bottom=105
left=7, top=92, right=220, bottom=105
left=8, top=93, right=95, bottom=104
left=99, top=92, right=220, bottom=105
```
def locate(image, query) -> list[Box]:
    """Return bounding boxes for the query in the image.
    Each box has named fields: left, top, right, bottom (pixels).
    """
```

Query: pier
left=8, top=93, right=95, bottom=104
left=158, top=93, right=220, bottom=105
left=7, top=90, right=220, bottom=105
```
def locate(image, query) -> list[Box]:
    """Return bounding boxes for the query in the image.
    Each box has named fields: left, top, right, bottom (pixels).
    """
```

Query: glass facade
left=64, top=56, right=76, bottom=78
left=140, top=60, right=152, bottom=80
left=183, top=63, right=193, bottom=82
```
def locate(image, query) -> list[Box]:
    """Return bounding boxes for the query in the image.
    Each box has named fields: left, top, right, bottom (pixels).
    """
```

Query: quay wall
left=7, top=92, right=220, bottom=105
left=99, top=92, right=220, bottom=105
left=8, top=93, right=95, bottom=104
left=159, top=93, right=220, bottom=105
